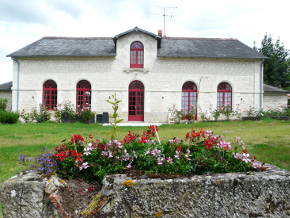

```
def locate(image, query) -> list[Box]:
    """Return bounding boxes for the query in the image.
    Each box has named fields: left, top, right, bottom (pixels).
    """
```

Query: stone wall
left=1, top=164, right=290, bottom=218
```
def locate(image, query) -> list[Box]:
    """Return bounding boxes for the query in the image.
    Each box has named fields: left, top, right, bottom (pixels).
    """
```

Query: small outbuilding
left=263, top=84, right=289, bottom=111
left=0, top=81, right=12, bottom=111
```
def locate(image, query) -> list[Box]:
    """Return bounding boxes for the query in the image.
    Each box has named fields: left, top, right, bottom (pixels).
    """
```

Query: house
left=7, top=27, right=266, bottom=122
left=0, top=81, right=12, bottom=111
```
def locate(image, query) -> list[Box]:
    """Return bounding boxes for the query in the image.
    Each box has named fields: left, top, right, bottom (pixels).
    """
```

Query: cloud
left=48, top=0, right=83, bottom=18
left=0, top=0, right=49, bottom=24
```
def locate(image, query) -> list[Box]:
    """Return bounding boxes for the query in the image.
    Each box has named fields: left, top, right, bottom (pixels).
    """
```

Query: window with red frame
left=130, top=41, right=144, bottom=68
left=76, top=80, right=91, bottom=112
left=43, top=80, right=57, bottom=110
left=217, top=82, right=232, bottom=109
left=181, top=81, right=197, bottom=118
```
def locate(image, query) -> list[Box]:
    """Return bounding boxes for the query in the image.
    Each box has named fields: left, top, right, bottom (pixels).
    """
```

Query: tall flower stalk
left=106, top=93, right=124, bottom=140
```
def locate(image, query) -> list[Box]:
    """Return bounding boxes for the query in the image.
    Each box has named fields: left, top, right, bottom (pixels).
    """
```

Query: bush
left=20, top=110, right=31, bottom=123
left=30, top=105, right=51, bottom=123
left=55, top=102, right=77, bottom=123
left=0, top=111, right=19, bottom=124
left=77, top=109, right=95, bottom=123
left=0, top=98, right=8, bottom=111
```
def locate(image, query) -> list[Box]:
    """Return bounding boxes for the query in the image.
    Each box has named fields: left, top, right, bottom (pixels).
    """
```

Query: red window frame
left=130, top=41, right=144, bottom=68
left=181, top=81, right=197, bottom=119
left=76, top=80, right=91, bottom=112
left=217, top=82, right=232, bottom=109
left=128, top=80, right=144, bottom=121
left=43, top=80, right=57, bottom=110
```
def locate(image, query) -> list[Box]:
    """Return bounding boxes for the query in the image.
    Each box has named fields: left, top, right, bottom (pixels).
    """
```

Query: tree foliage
left=258, top=34, right=290, bottom=89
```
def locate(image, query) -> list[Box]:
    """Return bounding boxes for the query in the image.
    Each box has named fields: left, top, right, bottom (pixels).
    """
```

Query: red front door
left=128, top=80, right=144, bottom=121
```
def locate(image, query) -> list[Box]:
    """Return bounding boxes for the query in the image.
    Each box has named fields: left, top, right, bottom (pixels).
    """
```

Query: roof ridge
left=163, top=37, right=238, bottom=40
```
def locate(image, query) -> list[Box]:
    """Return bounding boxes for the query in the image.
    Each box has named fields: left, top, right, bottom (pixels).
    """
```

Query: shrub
left=56, top=102, right=77, bottom=123
left=0, top=98, right=8, bottom=111
left=220, top=105, right=233, bottom=120
left=212, top=108, right=221, bottom=121
left=77, top=109, right=95, bottom=123
left=30, top=105, right=51, bottom=123
left=20, top=110, right=31, bottom=123
left=0, top=111, right=19, bottom=124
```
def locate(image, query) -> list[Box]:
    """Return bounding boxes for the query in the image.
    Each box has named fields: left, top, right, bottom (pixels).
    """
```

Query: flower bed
left=32, top=125, right=265, bottom=184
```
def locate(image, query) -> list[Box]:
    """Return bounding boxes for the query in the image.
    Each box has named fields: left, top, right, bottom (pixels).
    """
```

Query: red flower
left=55, top=151, right=69, bottom=161
left=185, top=132, right=190, bottom=140
left=191, top=131, right=197, bottom=138
left=149, top=125, right=159, bottom=133
left=177, top=145, right=182, bottom=152
left=71, top=134, right=84, bottom=143
left=123, top=131, right=137, bottom=144
left=203, top=139, right=214, bottom=149
left=139, top=135, right=149, bottom=144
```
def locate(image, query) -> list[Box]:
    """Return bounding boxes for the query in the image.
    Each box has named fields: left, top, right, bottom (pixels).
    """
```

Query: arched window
left=217, top=82, right=232, bottom=109
left=128, top=80, right=144, bottom=121
left=43, top=80, right=57, bottom=110
left=76, top=80, right=91, bottom=111
left=182, top=81, right=197, bottom=117
left=130, top=41, right=144, bottom=68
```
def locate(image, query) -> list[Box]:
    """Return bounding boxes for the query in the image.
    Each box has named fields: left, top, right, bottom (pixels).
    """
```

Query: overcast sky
left=0, top=0, right=289, bottom=83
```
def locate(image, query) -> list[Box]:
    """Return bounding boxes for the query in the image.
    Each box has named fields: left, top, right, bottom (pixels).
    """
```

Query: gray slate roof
left=0, top=81, right=12, bottom=91
left=8, top=37, right=116, bottom=57
left=158, top=37, right=265, bottom=59
left=8, top=27, right=265, bottom=59
left=263, top=84, right=289, bottom=94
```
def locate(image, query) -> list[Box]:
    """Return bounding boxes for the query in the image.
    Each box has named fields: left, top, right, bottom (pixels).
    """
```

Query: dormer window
left=130, top=41, right=144, bottom=68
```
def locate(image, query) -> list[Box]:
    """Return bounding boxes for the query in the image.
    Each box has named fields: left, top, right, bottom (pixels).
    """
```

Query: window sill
left=123, top=68, right=149, bottom=73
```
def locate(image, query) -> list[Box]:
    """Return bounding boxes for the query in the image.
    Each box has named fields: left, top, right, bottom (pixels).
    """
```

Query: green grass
left=0, top=120, right=290, bottom=216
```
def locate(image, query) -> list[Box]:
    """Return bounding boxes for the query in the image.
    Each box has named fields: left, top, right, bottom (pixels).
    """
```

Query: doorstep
left=102, top=122, right=163, bottom=127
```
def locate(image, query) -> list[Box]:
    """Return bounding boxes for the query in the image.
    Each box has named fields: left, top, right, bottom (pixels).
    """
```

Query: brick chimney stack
left=158, top=30, right=162, bottom=37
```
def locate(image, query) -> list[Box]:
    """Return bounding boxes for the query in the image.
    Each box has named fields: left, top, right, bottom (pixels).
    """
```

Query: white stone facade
left=263, top=94, right=288, bottom=111
left=12, top=32, right=263, bottom=122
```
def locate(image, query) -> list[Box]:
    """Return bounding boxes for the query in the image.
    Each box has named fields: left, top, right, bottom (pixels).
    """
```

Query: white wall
left=12, top=32, right=263, bottom=122
left=0, top=91, right=12, bottom=111
left=263, top=94, right=288, bottom=111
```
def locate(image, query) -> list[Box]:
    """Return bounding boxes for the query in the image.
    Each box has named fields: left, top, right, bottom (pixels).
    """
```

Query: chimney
left=158, top=30, right=162, bottom=37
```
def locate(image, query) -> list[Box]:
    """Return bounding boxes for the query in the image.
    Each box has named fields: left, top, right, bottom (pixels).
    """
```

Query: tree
left=258, top=34, right=290, bottom=89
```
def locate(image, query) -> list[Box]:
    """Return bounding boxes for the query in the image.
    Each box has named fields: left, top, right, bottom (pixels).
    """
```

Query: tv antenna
left=152, top=6, right=177, bottom=36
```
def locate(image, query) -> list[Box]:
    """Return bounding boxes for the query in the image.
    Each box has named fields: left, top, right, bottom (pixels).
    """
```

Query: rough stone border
left=1, top=164, right=290, bottom=218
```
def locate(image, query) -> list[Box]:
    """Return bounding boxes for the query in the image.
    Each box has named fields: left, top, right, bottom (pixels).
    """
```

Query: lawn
left=0, top=120, right=290, bottom=217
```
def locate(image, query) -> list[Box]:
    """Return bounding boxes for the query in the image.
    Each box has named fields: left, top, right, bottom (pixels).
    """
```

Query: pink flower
left=79, top=162, right=89, bottom=170
left=166, top=157, right=173, bottom=164
left=217, top=140, right=231, bottom=150
left=151, top=148, right=161, bottom=156
left=126, top=162, right=132, bottom=169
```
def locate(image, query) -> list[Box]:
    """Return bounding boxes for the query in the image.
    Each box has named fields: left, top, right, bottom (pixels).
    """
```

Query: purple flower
left=18, top=154, right=26, bottom=161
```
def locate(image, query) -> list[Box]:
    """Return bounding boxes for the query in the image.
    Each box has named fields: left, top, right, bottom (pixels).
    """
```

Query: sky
left=0, top=0, right=289, bottom=83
